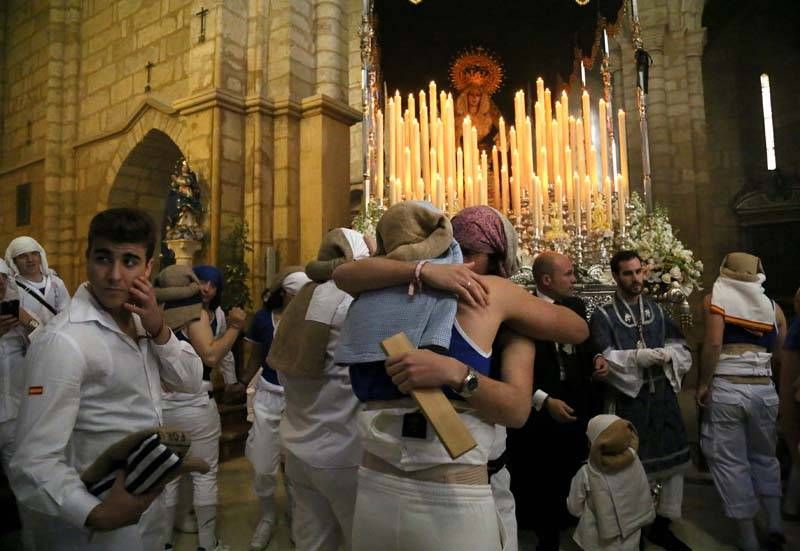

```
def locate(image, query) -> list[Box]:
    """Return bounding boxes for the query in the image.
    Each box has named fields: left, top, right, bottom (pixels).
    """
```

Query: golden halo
left=449, top=47, right=504, bottom=96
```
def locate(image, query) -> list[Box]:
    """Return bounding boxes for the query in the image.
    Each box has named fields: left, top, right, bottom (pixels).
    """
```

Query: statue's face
left=467, top=90, right=481, bottom=109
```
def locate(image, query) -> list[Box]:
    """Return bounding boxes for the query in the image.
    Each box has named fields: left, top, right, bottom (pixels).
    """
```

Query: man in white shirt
left=9, top=207, right=203, bottom=551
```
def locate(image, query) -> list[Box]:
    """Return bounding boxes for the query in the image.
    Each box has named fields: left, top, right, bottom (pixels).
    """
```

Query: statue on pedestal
left=451, top=48, right=504, bottom=152
left=165, top=158, right=204, bottom=241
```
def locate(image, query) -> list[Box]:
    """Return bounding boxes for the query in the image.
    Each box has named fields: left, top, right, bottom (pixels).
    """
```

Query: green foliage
left=220, top=221, right=253, bottom=311
left=351, top=198, right=383, bottom=237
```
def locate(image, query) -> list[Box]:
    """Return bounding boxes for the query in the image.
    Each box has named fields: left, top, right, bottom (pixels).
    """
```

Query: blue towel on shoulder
left=334, top=240, right=462, bottom=364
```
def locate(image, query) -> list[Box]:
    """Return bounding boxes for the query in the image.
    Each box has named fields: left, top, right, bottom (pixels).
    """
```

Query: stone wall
left=0, top=0, right=361, bottom=295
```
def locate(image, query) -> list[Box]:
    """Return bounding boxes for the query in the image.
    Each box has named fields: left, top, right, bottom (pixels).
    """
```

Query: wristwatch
left=457, top=367, right=480, bottom=398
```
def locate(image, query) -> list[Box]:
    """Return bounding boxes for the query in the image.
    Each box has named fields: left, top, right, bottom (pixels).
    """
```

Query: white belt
left=715, top=352, right=772, bottom=377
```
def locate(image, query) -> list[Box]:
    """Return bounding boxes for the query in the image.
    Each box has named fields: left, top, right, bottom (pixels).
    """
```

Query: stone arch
left=107, top=128, right=186, bottom=268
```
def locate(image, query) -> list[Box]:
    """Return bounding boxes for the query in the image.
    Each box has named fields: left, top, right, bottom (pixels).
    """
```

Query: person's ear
left=144, top=258, right=154, bottom=279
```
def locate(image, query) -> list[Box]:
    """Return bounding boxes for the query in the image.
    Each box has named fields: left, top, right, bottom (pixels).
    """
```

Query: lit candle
left=574, top=171, right=582, bottom=230
left=404, top=146, right=412, bottom=199
left=541, top=147, right=549, bottom=225
left=561, top=91, right=570, bottom=180
left=545, top=88, right=553, bottom=177
left=616, top=174, right=625, bottom=230
left=388, top=99, right=396, bottom=193
left=512, top=154, right=521, bottom=219
left=429, top=81, right=438, bottom=137
left=565, top=145, right=573, bottom=225
left=412, top=119, right=422, bottom=199
left=481, top=151, right=489, bottom=206
left=599, top=99, right=609, bottom=188
left=536, top=77, right=545, bottom=104
left=618, top=109, right=629, bottom=203
left=397, top=116, right=405, bottom=196
left=408, top=93, right=416, bottom=121
left=376, top=109, right=384, bottom=205
left=533, top=174, right=542, bottom=235
left=462, top=116, right=473, bottom=191
left=500, top=166, right=509, bottom=213
left=437, top=174, right=445, bottom=211
left=589, top=144, right=599, bottom=198
left=604, top=176, right=613, bottom=228
left=456, top=146, right=464, bottom=209
left=437, top=121, right=446, bottom=200
left=581, top=90, right=592, bottom=165
left=499, top=117, right=509, bottom=211
left=465, top=176, right=473, bottom=209
left=552, top=120, right=561, bottom=187
left=492, top=146, right=501, bottom=210
left=447, top=176, right=454, bottom=212
left=420, top=92, right=430, bottom=197
left=575, top=118, right=587, bottom=209
left=430, top=147, right=438, bottom=203
left=524, top=117, right=535, bottom=206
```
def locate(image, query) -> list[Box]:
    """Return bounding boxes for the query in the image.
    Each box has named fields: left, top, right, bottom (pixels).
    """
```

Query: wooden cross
left=196, top=7, right=209, bottom=43
left=381, top=332, right=476, bottom=459
left=144, top=61, right=154, bottom=92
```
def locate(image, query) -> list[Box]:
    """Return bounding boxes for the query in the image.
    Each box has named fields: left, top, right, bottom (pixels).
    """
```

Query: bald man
left=506, top=252, right=597, bottom=551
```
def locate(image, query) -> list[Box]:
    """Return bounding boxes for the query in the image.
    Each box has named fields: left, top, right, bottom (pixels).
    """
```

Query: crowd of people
left=0, top=203, right=797, bottom=551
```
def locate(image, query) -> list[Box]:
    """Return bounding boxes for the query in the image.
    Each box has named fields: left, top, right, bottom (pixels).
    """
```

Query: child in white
left=567, top=414, right=655, bottom=551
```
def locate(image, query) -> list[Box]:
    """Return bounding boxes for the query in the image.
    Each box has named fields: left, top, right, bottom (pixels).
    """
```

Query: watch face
left=466, top=373, right=479, bottom=392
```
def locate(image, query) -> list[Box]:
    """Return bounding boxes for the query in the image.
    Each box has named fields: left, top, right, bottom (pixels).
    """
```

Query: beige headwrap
left=153, top=265, right=203, bottom=330
left=376, top=201, right=453, bottom=261
left=269, top=229, right=367, bottom=378
left=711, top=252, right=774, bottom=333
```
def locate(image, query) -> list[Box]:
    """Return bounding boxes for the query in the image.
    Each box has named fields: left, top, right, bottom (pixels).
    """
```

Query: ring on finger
left=465, top=280, right=472, bottom=287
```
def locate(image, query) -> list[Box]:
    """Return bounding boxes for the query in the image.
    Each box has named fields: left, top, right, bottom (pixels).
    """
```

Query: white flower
left=669, top=266, right=682, bottom=279
left=661, top=273, right=672, bottom=284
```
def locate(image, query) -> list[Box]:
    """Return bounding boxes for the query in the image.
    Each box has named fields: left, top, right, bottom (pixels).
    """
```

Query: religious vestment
left=590, top=293, right=692, bottom=518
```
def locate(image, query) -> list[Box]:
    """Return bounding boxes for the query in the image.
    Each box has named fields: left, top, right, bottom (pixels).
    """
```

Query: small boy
left=567, top=414, right=655, bottom=550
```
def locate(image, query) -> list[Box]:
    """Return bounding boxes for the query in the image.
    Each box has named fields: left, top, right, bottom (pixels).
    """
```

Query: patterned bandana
left=451, top=205, right=517, bottom=277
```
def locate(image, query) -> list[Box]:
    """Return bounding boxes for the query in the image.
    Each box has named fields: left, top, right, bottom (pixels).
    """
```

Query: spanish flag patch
left=28, top=386, right=43, bottom=396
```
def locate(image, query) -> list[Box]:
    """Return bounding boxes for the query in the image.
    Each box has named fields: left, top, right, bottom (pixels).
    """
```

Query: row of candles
left=372, top=79, right=631, bottom=234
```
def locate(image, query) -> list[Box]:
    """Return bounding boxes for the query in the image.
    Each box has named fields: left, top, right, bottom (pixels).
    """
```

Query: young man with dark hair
left=589, top=250, right=692, bottom=551
left=9, top=207, right=203, bottom=551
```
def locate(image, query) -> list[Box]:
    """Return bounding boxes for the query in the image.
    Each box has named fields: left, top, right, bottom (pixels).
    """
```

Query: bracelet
left=407, top=260, right=430, bottom=297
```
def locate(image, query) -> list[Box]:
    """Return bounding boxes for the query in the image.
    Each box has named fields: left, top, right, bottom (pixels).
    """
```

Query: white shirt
left=16, top=272, right=71, bottom=324
left=279, top=281, right=362, bottom=468
left=9, top=283, right=203, bottom=533
left=0, top=323, right=28, bottom=423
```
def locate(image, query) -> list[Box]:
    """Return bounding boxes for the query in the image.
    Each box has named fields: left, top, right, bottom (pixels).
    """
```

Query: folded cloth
left=81, top=428, right=209, bottom=500
left=270, top=229, right=367, bottom=377
left=585, top=415, right=654, bottom=540
left=154, top=265, right=203, bottom=330
left=451, top=206, right=519, bottom=277
left=710, top=253, right=773, bottom=333
left=335, top=201, right=461, bottom=365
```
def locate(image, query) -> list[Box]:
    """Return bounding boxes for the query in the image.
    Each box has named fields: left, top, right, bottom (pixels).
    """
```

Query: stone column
left=314, top=0, right=347, bottom=101
left=267, top=0, right=315, bottom=266
left=298, top=96, right=361, bottom=262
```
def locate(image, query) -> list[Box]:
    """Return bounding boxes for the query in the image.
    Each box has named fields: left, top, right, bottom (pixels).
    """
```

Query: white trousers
left=285, top=452, right=358, bottom=551
left=491, top=467, right=517, bottom=551
left=653, top=473, right=683, bottom=519
left=246, top=382, right=285, bottom=498
left=352, top=467, right=506, bottom=551
left=163, top=398, right=222, bottom=507
left=23, top=494, right=165, bottom=551
left=700, top=378, right=781, bottom=518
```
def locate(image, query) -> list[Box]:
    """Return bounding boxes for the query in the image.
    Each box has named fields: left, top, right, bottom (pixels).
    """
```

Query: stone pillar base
left=164, top=238, right=203, bottom=266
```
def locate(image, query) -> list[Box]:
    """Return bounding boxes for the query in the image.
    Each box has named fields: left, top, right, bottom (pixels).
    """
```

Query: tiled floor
left=171, top=456, right=799, bottom=551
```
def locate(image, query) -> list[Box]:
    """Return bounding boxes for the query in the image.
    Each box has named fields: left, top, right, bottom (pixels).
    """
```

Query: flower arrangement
left=351, top=197, right=384, bottom=237
left=623, top=192, right=703, bottom=297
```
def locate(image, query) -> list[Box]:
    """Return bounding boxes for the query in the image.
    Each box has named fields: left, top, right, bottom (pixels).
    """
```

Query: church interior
left=1, top=0, right=799, bottom=549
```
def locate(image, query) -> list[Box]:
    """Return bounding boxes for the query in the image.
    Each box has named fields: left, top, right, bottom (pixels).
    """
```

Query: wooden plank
left=381, top=332, right=477, bottom=459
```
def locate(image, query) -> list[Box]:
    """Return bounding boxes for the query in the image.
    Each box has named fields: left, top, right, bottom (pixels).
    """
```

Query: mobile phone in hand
left=0, top=299, right=20, bottom=318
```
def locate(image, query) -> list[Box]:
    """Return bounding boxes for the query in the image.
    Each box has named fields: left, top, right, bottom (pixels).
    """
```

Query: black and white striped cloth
left=87, top=433, right=183, bottom=499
